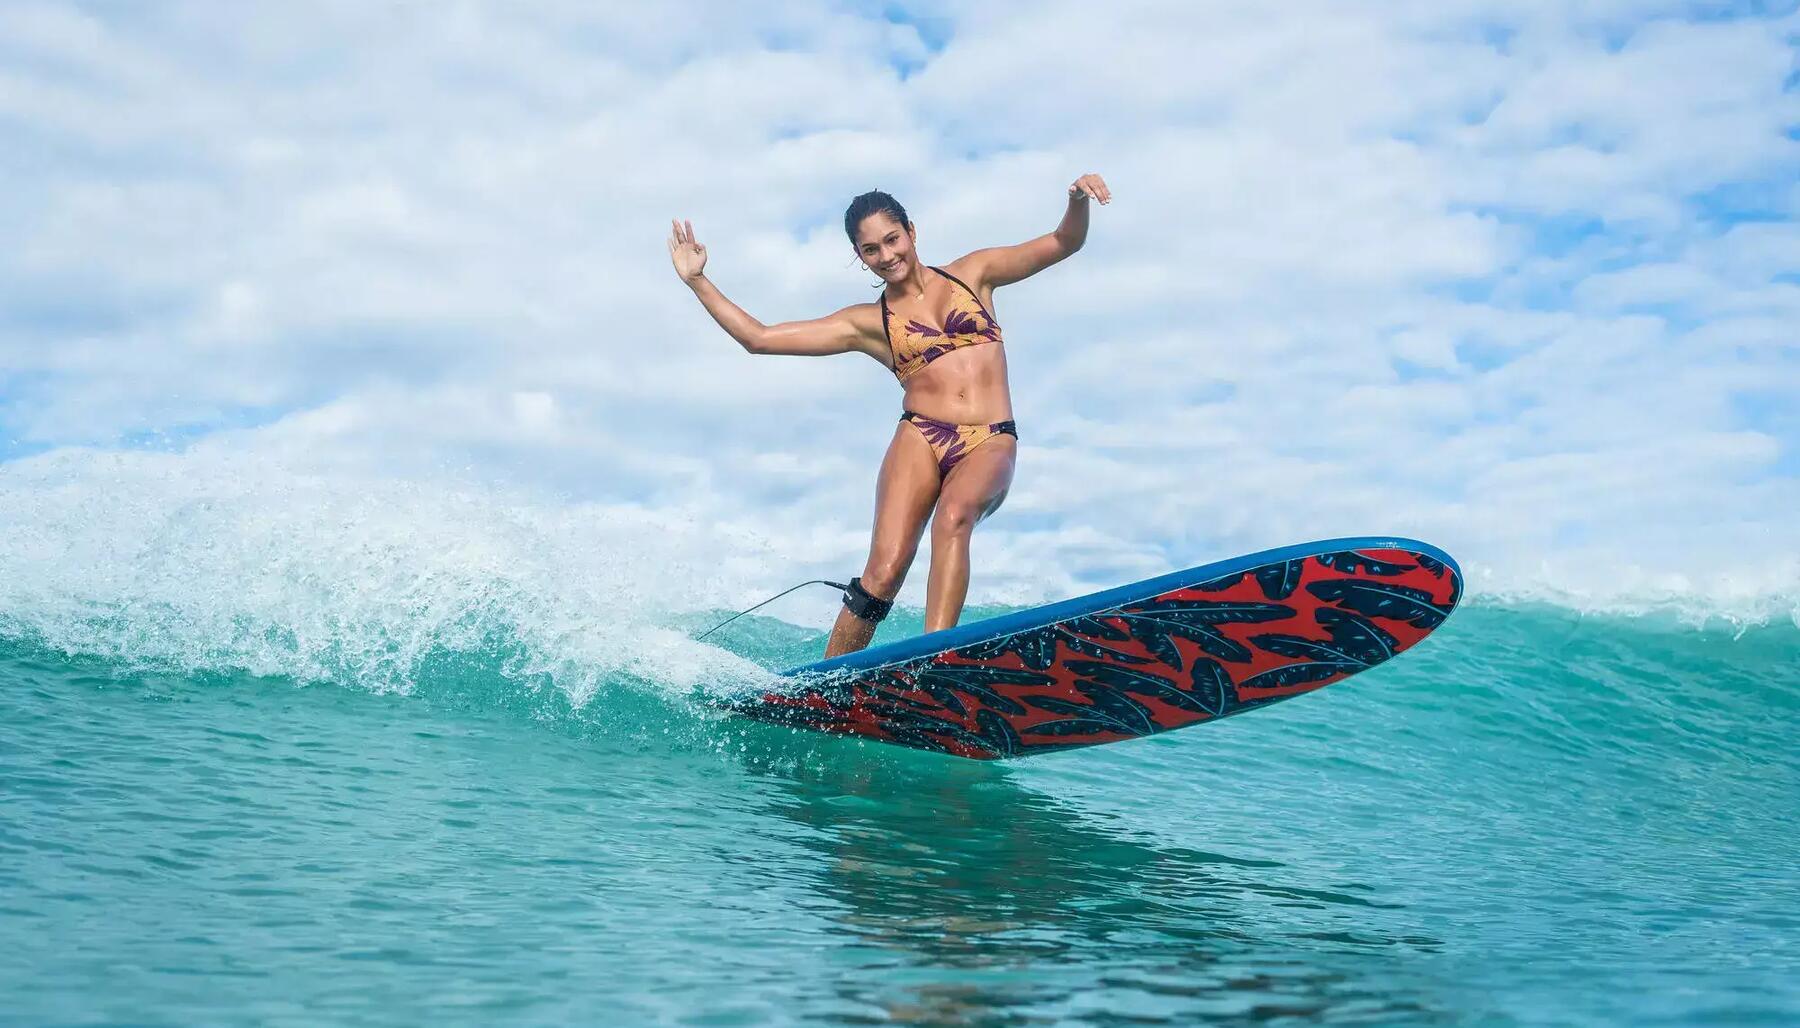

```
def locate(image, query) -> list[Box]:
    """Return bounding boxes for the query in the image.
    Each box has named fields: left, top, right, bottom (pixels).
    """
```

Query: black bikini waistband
left=900, top=410, right=1017, bottom=434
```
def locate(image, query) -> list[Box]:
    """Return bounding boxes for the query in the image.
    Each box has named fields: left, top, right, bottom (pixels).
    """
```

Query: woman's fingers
left=669, top=218, right=707, bottom=274
left=1069, top=174, right=1110, bottom=204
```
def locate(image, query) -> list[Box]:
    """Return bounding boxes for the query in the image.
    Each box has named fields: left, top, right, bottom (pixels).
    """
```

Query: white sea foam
left=1, top=448, right=1795, bottom=707
left=0, top=448, right=781, bottom=702
left=1464, top=555, right=1800, bottom=633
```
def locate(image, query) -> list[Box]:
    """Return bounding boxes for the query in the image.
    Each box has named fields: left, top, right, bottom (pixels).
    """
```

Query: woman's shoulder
left=834, top=299, right=885, bottom=326
left=827, top=300, right=892, bottom=355
left=938, top=253, right=983, bottom=286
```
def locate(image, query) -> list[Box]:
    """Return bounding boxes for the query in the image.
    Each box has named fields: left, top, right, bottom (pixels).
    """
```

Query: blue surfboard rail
left=785, top=536, right=1460, bottom=677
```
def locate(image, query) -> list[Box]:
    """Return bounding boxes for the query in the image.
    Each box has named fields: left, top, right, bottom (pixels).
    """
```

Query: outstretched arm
left=670, top=218, right=757, bottom=351
left=670, top=218, right=885, bottom=360
left=962, top=174, right=1112, bottom=290
left=683, top=274, right=766, bottom=353
left=754, top=304, right=883, bottom=358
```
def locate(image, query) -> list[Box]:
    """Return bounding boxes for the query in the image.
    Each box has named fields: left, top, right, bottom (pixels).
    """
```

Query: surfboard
left=729, top=537, right=1461, bottom=759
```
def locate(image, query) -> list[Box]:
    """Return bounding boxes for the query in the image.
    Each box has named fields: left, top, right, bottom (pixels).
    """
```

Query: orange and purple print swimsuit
left=899, top=411, right=1016, bottom=478
left=882, top=265, right=1003, bottom=381
left=883, top=266, right=1017, bottom=477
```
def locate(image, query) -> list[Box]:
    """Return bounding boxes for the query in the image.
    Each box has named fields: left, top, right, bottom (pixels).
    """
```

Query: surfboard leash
left=695, top=580, right=848, bottom=642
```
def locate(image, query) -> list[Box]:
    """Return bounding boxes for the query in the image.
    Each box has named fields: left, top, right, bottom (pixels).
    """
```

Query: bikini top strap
left=877, top=291, right=900, bottom=375
left=878, top=291, right=896, bottom=342
left=929, top=265, right=973, bottom=293
left=929, top=266, right=998, bottom=326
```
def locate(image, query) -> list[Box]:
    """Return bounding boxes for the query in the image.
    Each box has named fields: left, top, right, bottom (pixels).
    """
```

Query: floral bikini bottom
left=900, top=411, right=1018, bottom=479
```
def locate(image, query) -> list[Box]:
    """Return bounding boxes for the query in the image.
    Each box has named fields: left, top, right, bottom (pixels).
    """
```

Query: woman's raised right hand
left=667, top=219, right=708, bottom=282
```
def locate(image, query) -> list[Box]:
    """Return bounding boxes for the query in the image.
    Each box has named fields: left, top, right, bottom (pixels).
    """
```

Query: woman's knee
left=932, top=501, right=980, bottom=539
left=861, top=548, right=915, bottom=597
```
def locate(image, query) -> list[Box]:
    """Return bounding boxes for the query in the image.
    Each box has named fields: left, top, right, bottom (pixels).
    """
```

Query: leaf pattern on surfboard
left=733, top=544, right=1461, bottom=759
left=1196, top=572, right=1246, bottom=593
left=952, top=615, right=1148, bottom=671
left=1306, top=578, right=1450, bottom=629
left=973, top=708, right=1024, bottom=758
left=1414, top=553, right=1462, bottom=608
left=1255, top=559, right=1308, bottom=599
left=1022, top=681, right=1156, bottom=738
left=1250, top=607, right=1400, bottom=669
left=1315, top=551, right=1416, bottom=577
left=1064, top=659, right=1225, bottom=717
left=1056, top=616, right=1150, bottom=663
left=904, top=664, right=1049, bottom=717
left=954, top=628, right=1057, bottom=670
left=1113, top=598, right=1295, bottom=667
left=1242, top=607, right=1405, bottom=692
left=1189, top=658, right=1235, bottom=717
left=861, top=704, right=986, bottom=756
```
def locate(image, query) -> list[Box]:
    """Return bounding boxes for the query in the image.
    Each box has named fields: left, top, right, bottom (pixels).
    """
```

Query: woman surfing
left=670, top=175, right=1111, bottom=657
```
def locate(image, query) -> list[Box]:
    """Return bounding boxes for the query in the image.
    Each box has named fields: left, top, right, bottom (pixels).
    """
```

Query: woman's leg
left=924, top=435, right=1017, bottom=632
left=823, top=423, right=941, bottom=657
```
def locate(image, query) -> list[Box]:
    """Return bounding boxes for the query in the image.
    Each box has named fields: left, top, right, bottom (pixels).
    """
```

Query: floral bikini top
left=880, top=266, right=1003, bottom=381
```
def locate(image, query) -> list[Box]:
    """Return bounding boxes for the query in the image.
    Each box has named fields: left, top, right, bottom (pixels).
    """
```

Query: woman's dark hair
left=843, top=190, right=911, bottom=244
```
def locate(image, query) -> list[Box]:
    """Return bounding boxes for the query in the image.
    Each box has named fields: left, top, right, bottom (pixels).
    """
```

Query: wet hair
left=843, top=190, right=911, bottom=245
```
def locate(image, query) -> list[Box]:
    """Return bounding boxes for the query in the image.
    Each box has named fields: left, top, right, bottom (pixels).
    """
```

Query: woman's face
left=853, top=213, right=915, bottom=280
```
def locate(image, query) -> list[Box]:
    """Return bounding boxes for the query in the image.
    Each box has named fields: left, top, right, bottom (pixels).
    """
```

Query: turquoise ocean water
left=2, top=586, right=1796, bottom=1024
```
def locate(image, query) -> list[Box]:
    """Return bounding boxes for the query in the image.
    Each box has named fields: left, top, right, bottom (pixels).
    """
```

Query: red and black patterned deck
left=732, top=545, right=1460, bottom=760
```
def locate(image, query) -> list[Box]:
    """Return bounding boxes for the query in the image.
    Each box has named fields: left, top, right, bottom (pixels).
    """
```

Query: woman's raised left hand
left=1068, top=173, right=1111, bottom=205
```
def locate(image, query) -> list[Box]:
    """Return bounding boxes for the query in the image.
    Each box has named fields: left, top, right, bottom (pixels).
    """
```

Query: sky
left=1, top=0, right=1797, bottom=625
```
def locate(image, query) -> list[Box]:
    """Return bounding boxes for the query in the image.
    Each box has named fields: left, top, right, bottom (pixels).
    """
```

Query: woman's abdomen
left=899, top=344, right=1013, bottom=423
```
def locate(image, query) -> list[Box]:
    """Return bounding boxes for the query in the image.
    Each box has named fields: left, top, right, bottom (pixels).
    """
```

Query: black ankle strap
left=842, top=577, right=894, bottom=623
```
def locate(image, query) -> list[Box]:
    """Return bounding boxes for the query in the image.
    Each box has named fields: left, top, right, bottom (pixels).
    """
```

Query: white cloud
left=0, top=0, right=1795, bottom=632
